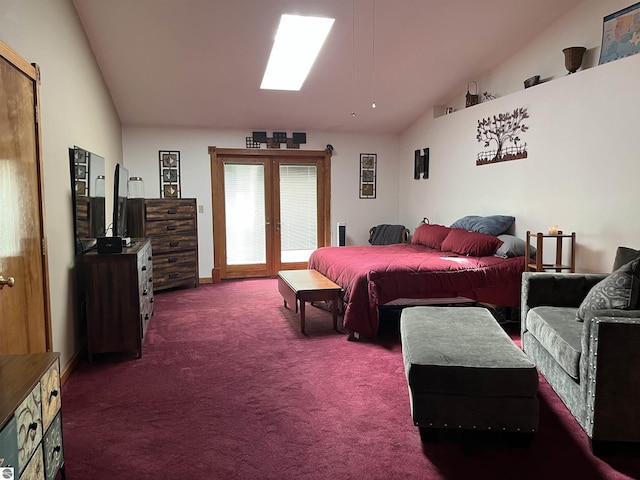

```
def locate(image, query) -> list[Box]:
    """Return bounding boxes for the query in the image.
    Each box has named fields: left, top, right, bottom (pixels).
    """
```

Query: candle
left=549, top=225, right=559, bottom=235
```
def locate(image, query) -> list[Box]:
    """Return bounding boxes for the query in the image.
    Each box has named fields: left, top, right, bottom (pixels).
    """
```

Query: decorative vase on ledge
left=563, top=46, right=586, bottom=74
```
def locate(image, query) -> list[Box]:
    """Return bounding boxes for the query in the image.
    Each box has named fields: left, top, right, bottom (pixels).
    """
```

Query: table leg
left=300, top=299, right=306, bottom=334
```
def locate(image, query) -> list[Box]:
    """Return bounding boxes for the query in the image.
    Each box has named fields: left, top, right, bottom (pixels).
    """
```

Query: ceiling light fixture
left=260, top=14, right=335, bottom=91
left=351, top=0, right=356, bottom=117
left=371, top=0, right=376, bottom=109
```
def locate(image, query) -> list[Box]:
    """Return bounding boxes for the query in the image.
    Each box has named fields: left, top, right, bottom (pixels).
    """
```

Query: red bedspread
left=308, top=243, right=525, bottom=338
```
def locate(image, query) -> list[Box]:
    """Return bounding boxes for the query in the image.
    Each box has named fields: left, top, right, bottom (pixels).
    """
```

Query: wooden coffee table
left=277, top=269, right=342, bottom=334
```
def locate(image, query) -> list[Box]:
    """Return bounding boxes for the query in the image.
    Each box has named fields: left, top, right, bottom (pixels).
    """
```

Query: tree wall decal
left=476, top=107, right=529, bottom=165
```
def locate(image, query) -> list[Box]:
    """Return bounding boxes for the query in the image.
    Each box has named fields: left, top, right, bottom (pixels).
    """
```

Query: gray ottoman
left=400, top=306, right=539, bottom=440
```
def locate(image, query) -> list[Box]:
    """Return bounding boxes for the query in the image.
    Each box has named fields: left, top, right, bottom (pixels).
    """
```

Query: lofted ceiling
left=72, top=0, right=582, bottom=134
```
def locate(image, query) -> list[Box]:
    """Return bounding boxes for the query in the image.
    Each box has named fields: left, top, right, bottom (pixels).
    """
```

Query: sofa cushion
left=577, top=257, right=640, bottom=321
left=526, top=306, right=583, bottom=380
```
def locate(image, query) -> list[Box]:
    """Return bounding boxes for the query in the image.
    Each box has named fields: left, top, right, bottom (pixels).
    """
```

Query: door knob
left=0, top=276, right=15, bottom=289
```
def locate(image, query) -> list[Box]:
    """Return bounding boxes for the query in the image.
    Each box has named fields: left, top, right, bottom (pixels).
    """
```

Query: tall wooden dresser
left=0, top=353, right=65, bottom=479
left=127, top=198, right=199, bottom=291
left=82, top=239, right=154, bottom=360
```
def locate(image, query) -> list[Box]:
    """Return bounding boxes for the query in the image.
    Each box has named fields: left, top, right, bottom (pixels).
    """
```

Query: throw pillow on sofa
left=612, top=246, right=640, bottom=271
left=576, top=256, right=640, bottom=322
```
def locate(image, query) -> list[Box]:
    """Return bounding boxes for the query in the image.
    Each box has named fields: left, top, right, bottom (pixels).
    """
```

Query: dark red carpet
left=62, top=278, right=640, bottom=479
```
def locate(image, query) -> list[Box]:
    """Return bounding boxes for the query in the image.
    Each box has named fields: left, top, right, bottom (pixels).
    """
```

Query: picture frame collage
left=359, top=153, right=377, bottom=199
left=159, top=150, right=181, bottom=198
left=74, top=148, right=89, bottom=196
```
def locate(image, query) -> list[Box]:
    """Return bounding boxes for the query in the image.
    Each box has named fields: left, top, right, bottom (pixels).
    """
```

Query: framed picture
left=599, top=2, right=640, bottom=65
left=159, top=150, right=181, bottom=198
left=359, top=153, right=376, bottom=199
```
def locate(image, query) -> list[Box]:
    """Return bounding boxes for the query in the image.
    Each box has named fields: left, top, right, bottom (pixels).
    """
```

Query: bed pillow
left=441, top=228, right=504, bottom=257
left=411, top=223, right=452, bottom=249
left=495, top=234, right=536, bottom=258
left=450, top=215, right=515, bottom=236
left=576, top=256, right=640, bottom=322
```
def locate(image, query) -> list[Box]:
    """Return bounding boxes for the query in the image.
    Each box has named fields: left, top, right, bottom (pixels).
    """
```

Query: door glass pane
left=224, top=163, right=265, bottom=265
left=280, top=164, right=317, bottom=263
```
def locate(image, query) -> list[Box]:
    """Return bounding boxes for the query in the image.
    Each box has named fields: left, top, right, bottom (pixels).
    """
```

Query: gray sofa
left=521, top=247, right=640, bottom=451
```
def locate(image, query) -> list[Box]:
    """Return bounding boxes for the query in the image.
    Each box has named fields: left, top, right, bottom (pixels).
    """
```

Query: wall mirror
left=69, top=146, right=106, bottom=253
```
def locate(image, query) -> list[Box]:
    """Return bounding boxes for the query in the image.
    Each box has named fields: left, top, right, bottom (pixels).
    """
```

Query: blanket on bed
left=308, top=243, right=525, bottom=338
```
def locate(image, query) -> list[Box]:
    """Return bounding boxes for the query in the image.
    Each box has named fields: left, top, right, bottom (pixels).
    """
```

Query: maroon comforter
left=308, top=243, right=525, bottom=338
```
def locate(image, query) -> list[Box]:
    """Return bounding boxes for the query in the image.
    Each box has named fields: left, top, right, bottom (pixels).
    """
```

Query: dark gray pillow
left=577, top=256, right=640, bottom=321
left=612, top=246, right=640, bottom=271
left=450, top=215, right=515, bottom=236
left=495, top=234, right=536, bottom=258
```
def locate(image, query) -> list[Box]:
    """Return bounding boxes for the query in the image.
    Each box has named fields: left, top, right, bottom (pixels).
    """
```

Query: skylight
left=260, top=14, right=335, bottom=91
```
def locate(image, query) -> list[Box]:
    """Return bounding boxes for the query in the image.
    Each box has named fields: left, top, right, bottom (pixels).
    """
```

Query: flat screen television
left=113, top=163, right=129, bottom=238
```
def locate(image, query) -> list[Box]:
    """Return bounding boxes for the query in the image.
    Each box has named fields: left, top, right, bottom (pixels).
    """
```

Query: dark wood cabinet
left=0, top=353, right=65, bottom=479
left=127, top=198, right=199, bottom=291
left=82, top=239, right=154, bottom=360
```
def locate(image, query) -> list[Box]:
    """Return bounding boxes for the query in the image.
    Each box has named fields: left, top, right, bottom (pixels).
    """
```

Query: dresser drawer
left=40, top=360, right=60, bottom=432
left=145, top=199, right=196, bottom=220
left=16, top=383, right=42, bottom=475
left=0, top=416, right=18, bottom=471
left=20, top=444, right=44, bottom=480
left=153, top=250, right=198, bottom=289
left=145, top=217, right=196, bottom=238
left=149, top=237, right=198, bottom=255
left=42, top=413, right=63, bottom=480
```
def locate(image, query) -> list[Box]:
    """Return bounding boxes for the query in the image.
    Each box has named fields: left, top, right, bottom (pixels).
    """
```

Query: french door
left=210, top=148, right=331, bottom=280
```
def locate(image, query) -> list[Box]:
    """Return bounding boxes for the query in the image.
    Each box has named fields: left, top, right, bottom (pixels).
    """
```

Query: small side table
left=526, top=231, right=576, bottom=272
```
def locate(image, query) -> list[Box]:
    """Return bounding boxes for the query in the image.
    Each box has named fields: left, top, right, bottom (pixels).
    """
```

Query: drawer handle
left=52, top=445, right=62, bottom=454
left=168, top=257, right=178, bottom=263
left=169, top=273, right=180, bottom=279
left=50, top=389, right=59, bottom=399
left=143, top=289, right=148, bottom=296
left=29, top=422, right=38, bottom=432
left=145, top=314, right=149, bottom=320
left=166, top=225, right=177, bottom=231
left=167, top=209, right=177, bottom=214
left=142, top=266, right=147, bottom=271
left=170, top=241, right=180, bottom=247
left=148, top=256, right=152, bottom=261
left=150, top=297, right=154, bottom=303
left=149, top=277, right=153, bottom=283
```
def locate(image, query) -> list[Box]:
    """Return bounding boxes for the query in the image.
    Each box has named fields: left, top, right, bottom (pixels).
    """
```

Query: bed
left=308, top=217, right=531, bottom=338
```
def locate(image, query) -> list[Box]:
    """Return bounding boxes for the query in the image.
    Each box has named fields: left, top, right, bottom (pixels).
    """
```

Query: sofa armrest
left=521, top=272, right=607, bottom=325
left=583, top=311, right=640, bottom=441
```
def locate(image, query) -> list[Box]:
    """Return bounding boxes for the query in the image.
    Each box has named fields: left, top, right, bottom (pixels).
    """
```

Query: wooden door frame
left=209, top=147, right=332, bottom=282
left=0, top=39, right=53, bottom=351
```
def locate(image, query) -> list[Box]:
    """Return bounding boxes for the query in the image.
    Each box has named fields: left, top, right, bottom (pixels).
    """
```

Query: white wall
left=400, top=0, right=639, bottom=273
left=122, top=127, right=400, bottom=278
left=1, top=0, right=122, bottom=370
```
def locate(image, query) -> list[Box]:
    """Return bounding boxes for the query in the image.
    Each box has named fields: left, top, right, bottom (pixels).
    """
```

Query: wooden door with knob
left=0, top=39, right=51, bottom=353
